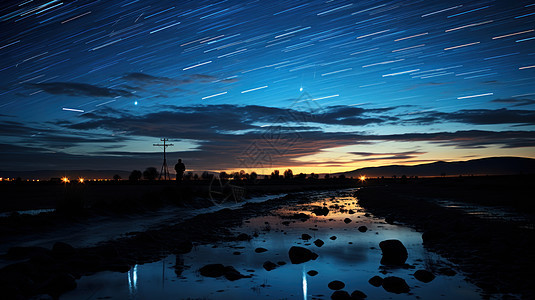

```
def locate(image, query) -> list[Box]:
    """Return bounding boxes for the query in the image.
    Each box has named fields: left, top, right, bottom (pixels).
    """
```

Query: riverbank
left=0, top=189, right=342, bottom=299
left=355, top=177, right=535, bottom=299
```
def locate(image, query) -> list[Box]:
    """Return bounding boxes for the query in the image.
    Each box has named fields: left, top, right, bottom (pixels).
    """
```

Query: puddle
left=62, top=190, right=484, bottom=299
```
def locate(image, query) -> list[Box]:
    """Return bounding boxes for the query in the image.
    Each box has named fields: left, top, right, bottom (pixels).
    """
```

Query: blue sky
left=1, top=0, right=534, bottom=173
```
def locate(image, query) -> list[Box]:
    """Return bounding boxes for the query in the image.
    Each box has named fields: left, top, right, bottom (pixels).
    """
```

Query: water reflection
left=302, top=266, right=307, bottom=300
left=64, top=190, right=484, bottom=299
left=128, top=265, right=138, bottom=297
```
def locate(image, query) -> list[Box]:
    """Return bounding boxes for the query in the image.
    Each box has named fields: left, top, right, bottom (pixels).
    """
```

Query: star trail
left=0, top=0, right=534, bottom=174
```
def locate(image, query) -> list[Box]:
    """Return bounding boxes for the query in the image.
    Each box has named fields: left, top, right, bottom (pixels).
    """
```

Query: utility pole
left=153, top=138, right=174, bottom=180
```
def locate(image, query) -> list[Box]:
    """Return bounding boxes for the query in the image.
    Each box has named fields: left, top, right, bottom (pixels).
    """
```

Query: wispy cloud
left=27, top=82, right=134, bottom=98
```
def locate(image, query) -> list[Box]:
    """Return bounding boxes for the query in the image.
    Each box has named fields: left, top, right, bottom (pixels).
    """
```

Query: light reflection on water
left=302, top=266, right=307, bottom=300
left=62, top=190, right=484, bottom=299
left=0, top=208, right=55, bottom=218
left=128, top=265, right=137, bottom=297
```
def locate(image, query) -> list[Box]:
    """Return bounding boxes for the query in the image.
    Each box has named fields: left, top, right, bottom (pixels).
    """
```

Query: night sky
left=1, top=0, right=534, bottom=174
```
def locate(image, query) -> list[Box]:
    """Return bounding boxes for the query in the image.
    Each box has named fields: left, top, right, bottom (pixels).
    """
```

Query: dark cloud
left=377, top=130, right=535, bottom=149
left=188, top=74, right=218, bottom=82
left=491, top=98, right=535, bottom=107
left=350, top=151, right=426, bottom=158
left=27, top=82, right=134, bottom=98
left=0, top=143, right=160, bottom=172
left=122, top=72, right=233, bottom=86
left=407, top=108, right=535, bottom=126
left=3, top=103, right=534, bottom=172
left=65, top=104, right=390, bottom=139
left=318, top=105, right=398, bottom=125
left=0, top=120, right=129, bottom=151
left=122, top=73, right=177, bottom=85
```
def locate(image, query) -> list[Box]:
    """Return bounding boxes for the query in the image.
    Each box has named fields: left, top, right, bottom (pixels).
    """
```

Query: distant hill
left=0, top=169, right=131, bottom=180
left=340, top=157, right=535, bottom=178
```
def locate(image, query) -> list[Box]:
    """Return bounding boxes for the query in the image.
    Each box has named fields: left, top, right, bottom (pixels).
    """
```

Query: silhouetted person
left=174, top=159, right=186, bottom=182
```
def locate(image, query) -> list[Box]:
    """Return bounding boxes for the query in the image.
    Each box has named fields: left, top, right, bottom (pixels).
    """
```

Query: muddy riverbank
left=355, top=181, right=535, bottom=299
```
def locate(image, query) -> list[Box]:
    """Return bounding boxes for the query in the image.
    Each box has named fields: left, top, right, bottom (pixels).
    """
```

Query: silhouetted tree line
left=126, top=167, right=353, bottom=182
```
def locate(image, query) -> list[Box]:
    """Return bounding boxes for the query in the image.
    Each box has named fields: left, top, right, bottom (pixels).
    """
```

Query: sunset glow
left=0, top=0, right=533, bottom=176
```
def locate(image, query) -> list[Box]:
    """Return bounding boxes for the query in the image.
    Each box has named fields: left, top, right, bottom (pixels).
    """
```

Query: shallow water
left=434, top=199, right=535, bottom=230
left=0, top=208, right=55, bottom=218
left=0, top=194, right=285, bottom=261
left=62, top=189, right=484, bottom=299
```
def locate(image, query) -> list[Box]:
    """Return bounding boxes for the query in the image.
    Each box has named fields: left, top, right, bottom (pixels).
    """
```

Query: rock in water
left=414, top=270, right=435, bottom=283
left=199, top=264, right=248, bottom=281
left=236, top=233, right=251, bottom=241
left=199, top=264, right=226, bottom=277
left=368, top=275, right=383, bottom=287
left=382, top=276, right=410, bottom=294
left=312, top=207, right=329, bottom=216
left=263, top=261, right=278, bottom=271
left=343, top=218, right=352, bottom=224
left=307, top=270, right=318, bottom=276
left=314, top=239, right=324, bottom=247
left=223, top=266, right=247, bottom=281
left=328, top=280, right=345, bottom=290
left=358, top=226, right=368, bottom=232
left=254, top=247, right=268, bottom=253
left=302, top=233, right=312, bottom=240
left=351, top=290, right=367, bottom=299
left=330, top=290, right=351, bottom=299
left=288, top=246, right=318, bottom=264
left=379, top=239, right=408, bottom=265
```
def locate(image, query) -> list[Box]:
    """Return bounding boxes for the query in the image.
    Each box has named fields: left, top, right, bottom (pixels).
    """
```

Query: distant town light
left=359, top=175, right=367, bottom=181
left=61, top=177, right=70, bottom=183
left=78, top=178, right=85, bottom=183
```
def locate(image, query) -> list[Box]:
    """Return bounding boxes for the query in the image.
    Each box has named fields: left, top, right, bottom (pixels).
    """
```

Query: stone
left=302, top=233, right=312, bottom=240
left=379, top=240, right=408, bottom=265
left=330, top=290, right=351, bottom=299
left=314, top=239, right=324, bottom=247
left=328, top=280, right=345, bottom=290
left=198, top=264, right=248, bottom=281
left=368, top=275, right=383, bottom=287
left=351, top=290, right=367, bottom=299
left=358, top=226, right=368, bottom=233
left=344, top=218, right=352, bottom=224
left=382, top=276, right=410, bottom=294
left=199, top=264, right=226, bottom=277
left=223, top=266, right=248, bottom=281
left=288, top=246, right=318, bottom=264
left=414, top=270, right=435, bottom=283
left=236, top=233, right=251, bottom=241
left=307, top=270, right=318, bottom=276
left=262, top=261, right=278, bottom=271
left=330, top=236, right=337, bottom=240
left=254, top=247, right=268, bottom=253
left=312, top=207, right=329, bottom=216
